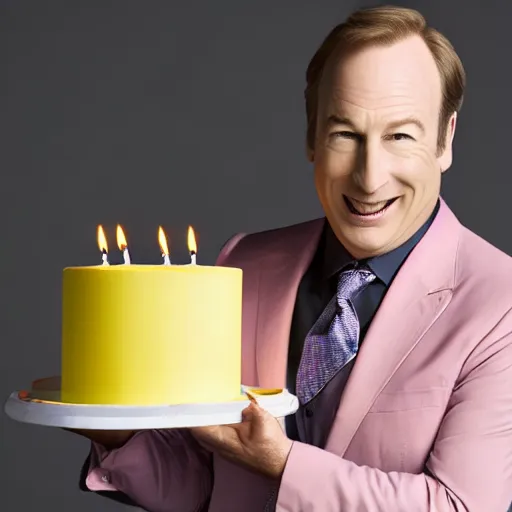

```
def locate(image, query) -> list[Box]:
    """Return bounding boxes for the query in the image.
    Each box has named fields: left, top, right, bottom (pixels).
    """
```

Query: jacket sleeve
left=78, top=233, right=247, bottom=511
left=276, top=316, right=512, bottom=512
left=81, top=429, right=214, bottom=511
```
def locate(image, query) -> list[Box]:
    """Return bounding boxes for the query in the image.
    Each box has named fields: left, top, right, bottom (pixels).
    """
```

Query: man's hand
left=190, top=399, right=293, bottom=480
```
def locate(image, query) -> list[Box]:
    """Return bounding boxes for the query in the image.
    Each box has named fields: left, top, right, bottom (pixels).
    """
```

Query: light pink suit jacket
left=86, top=199, right=512, bottom=511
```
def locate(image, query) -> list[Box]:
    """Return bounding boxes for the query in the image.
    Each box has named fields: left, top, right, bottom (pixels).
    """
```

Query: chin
left=333, top=221, right=395, bottom=259
left=347, top=234, right=390, bottom=258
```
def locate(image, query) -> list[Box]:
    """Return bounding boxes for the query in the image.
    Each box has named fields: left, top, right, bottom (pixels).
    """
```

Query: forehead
left=320, top=36, right=442, bottom=119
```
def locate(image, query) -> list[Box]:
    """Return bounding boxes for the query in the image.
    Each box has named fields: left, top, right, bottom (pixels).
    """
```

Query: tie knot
left=336, top=265, right=375, bottom=301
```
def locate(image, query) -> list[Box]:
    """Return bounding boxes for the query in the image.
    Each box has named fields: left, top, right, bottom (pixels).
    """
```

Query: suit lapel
left=325, top=199, right=461, bottom=456
left=255, top=219, right=324, bottom=388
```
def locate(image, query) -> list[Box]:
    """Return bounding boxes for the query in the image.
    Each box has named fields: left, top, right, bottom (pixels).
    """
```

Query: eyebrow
left=326, top=114, right=425, bottom=134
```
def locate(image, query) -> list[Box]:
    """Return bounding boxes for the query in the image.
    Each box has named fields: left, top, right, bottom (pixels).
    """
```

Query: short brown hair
left=305, top=5, right=466, bottom=154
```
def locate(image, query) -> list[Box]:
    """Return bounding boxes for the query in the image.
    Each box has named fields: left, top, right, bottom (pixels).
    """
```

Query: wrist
left=268, top=438, right=294, bottom=480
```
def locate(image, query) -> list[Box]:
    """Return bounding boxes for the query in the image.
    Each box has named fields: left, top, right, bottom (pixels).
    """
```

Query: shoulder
left=457, top=227, right=512, bottom=295
left=215, top=218, right=325, bottom=266
left=454, top=226, right=512, bottom=334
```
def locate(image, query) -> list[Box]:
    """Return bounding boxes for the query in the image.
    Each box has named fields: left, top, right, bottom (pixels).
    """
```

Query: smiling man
left=311, top=28, right=455, bottom=260
left=74, top=6, right=512, bottom=511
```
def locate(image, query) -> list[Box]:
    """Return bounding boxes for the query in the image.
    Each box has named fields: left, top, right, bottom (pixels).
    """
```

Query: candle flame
left=187, top=225, right=197, bottom=254
left=97, top=225, right=108, bottom=253
left=158, top=226, right=169, bottom=256
left=116, top=224, right=128, bottom=251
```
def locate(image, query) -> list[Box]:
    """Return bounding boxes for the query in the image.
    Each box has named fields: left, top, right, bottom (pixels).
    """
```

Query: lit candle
left=116, top=224, right=131, bottom=264
left=158, top=226, right=171, bottom=265
left=188, top=225, right=197, bottom=265
left=97, top=225, right=109, bottom=265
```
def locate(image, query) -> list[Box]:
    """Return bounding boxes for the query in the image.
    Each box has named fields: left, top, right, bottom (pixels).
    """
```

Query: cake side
left=61, top=265, right=242, bottom=405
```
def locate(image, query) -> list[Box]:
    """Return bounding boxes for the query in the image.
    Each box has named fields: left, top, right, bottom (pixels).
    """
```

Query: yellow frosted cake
left=60, top=264, right=243, bottom=405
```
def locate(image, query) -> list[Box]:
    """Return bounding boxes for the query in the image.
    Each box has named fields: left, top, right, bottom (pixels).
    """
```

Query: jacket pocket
left=368, top=387, right=450, bottom=413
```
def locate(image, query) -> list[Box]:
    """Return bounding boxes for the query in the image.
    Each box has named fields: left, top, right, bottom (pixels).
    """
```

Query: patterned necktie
left=296, top=264, right=376, bottom=405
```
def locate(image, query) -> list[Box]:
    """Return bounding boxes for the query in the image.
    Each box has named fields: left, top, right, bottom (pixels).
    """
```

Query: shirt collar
left=323, top=199, right=440, bottom=285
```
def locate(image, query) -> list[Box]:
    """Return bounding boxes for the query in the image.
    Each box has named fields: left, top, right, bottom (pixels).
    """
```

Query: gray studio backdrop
left=1, top=1, right=510, bottom=510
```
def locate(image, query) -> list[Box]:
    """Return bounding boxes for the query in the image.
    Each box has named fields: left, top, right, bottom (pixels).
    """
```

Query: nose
left=353, top=140, right=390, bottom=194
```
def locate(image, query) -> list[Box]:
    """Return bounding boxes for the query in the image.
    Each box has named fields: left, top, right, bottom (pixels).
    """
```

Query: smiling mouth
left=343, top=195, right=399, bottom=216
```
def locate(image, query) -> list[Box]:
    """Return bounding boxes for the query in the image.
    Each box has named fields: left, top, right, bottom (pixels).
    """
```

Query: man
left=72, top=5, right=512, bottom=511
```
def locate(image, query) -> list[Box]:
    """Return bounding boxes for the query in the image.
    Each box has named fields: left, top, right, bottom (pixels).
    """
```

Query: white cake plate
left=4, top=377, right=299, bottom=430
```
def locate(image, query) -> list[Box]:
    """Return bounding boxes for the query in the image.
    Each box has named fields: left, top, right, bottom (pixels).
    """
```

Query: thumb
left=244, top=402, right=269, bottom=428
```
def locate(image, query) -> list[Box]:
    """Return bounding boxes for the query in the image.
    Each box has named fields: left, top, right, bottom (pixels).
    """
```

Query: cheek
left=411, top=144, right=438, bottom=168
left=315, top=150, right=355, bottom=183
left=390, top=144, right=439, bottom=185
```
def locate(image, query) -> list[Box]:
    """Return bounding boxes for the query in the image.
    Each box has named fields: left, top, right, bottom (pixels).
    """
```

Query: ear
left=306, top=143, right=315, bottom=163
left=438, top=112, right=457, bottom=173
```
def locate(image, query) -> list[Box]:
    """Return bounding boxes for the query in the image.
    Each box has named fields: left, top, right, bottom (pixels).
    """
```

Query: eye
left=389, top=133, right=414, bottom=141
left=331, top=131, right=360, bottom=140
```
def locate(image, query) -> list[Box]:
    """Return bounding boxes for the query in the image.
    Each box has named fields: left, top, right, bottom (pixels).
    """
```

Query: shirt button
left=305, top=407, right=313, bottom=418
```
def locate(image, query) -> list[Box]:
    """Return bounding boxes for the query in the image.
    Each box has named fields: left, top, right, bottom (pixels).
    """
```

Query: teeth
left=350, top=198, right=389, bottom=214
